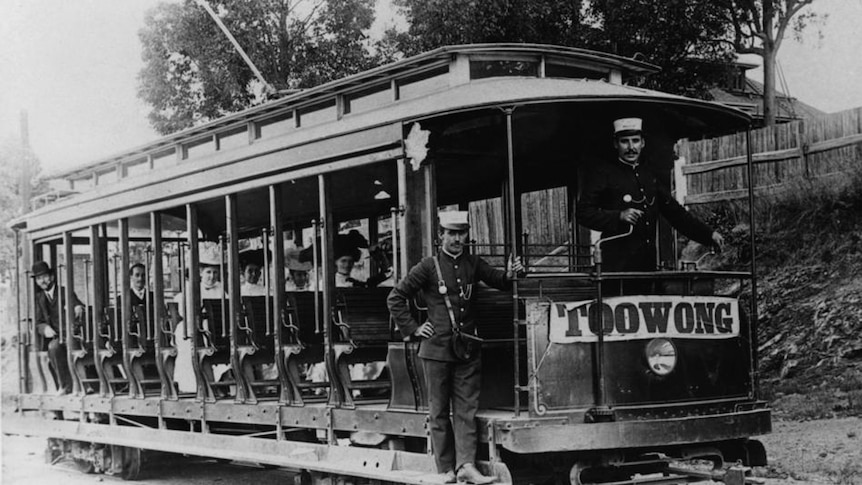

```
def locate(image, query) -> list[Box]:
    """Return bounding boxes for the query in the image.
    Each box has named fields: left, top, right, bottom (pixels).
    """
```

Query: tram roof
left=13, top=45, right=752, bottom=234
left=48, top=44, right=659, bottom=181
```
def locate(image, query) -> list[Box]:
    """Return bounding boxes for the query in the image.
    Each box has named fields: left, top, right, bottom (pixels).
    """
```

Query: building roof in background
left=710, top=65, right=825, bottom=125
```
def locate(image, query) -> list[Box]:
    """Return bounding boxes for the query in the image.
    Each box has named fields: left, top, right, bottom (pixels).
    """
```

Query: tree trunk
left=761, top=0, right=777, bottom=126
left=762, top=46, right=777, bottom=126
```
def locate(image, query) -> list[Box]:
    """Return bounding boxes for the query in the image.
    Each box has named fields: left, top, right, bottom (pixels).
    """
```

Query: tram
left=5, top=44, right=769, bottom=484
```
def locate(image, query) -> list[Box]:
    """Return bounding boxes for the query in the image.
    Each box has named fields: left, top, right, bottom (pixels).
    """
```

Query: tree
left=0, top=136, right=47, bottom=283
left=585, top=0, right=736, bottom=97
left=137, top=0, right=379, bottom=135
left=387, top=0, right=738, bottom=98
left=719, top=0, right=824, bottom=125
left=388, top=0, right=588, bottom=56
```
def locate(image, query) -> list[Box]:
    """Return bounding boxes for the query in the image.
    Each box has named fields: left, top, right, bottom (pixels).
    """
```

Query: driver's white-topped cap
left=613, top=117, right=643, bottom=135
left=439, top=211, right=470, bottom=230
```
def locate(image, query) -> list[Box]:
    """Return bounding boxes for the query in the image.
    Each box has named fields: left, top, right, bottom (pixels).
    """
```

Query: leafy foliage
left=0, top=137, right=47, bottom=282
left=717, top=0, right=824, bottom=125
left=137, top=0, right=379, bottom=135
left=585, top=0, right=736, bottom=97
left=388, top=0, right=738, bottom=97
left=388, top=0, right=588, bottom=56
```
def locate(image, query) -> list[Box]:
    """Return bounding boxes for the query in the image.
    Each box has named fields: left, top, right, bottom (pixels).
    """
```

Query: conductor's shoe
left=440, top=470, right=456, bottom=484
left=457, top=463, right=495, bottom=484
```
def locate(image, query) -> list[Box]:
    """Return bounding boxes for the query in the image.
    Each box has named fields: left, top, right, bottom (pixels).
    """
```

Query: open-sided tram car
left=5, top=44, right=769, bottom=484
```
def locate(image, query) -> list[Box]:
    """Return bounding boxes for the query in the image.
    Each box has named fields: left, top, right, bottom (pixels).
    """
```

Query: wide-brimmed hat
left=30, top=261, right=52, bottom=278
left=239, top=248, right=268, bottom=268
left=334, top=231, right=367, bottom=261
left=199, top=243, right=222, bottom=267
left=285, top=248, right=312, bottom=271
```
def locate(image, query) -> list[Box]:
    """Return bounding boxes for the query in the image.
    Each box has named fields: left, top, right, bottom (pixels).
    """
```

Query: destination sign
left=548, top=296, right=740, bottom=344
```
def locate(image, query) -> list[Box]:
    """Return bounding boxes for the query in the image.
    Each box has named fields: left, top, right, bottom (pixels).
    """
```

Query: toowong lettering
left=548, top=296, right=740, bottom=344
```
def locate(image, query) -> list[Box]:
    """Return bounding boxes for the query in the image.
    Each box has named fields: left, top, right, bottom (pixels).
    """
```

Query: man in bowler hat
left=32, top=261, right=84, bottom=394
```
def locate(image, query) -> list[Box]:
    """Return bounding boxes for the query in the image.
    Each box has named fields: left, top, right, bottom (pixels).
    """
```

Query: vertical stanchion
left=503, top=106, right=522, bottom=417
left=218, top=235, right=227, bottom=339
left=746, top=128, right=759, bottom=398
left=262, top=227, right=272, bottom=336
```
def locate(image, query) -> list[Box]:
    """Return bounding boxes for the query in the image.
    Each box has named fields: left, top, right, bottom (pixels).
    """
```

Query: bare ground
left=2, top=417, right=861, bottom=484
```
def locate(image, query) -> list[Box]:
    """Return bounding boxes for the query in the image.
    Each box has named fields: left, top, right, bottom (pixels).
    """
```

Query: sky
left=1, top=0, right=861, bottom=176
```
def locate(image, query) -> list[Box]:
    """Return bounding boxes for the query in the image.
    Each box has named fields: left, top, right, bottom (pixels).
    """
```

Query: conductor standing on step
left=387, top=211, right=524, bottom=485
left=576, top=117, right=725, bottom=272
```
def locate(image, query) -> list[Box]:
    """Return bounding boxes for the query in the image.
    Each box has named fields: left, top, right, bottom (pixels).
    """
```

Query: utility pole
left=19, top=110, right=32, bottom=214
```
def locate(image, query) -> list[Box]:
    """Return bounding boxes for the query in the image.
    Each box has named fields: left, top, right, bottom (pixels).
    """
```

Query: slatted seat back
left=472, top=285, right=521, bottom=340
left=240, top=296, right=272, bottom=347
left=336, top=287, right=394, bottom=344
left=285, top=292, right=324, bottom=346
left=200, top=299, right=230, bottom=348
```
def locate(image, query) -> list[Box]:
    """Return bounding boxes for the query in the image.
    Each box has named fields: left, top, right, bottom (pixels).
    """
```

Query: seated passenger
left=334, top=236, right=365, bottom=288
left=284, top=248, right=313, bottom=291
left=32, top=261, right=84, bottom=395
left=239, top=248, right=268, bottom=296
left=173, top=245, right=226, bottom=393
left=129, top=263, right=150, bottom=306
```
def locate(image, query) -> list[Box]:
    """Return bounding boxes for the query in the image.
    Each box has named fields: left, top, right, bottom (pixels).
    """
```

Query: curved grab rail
left=592, top=225, right=634, bottom=265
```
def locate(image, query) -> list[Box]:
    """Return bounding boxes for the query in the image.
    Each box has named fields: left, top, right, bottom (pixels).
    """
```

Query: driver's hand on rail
left=413, top=321, right=435, bottom=339
left=711, top=231, right=725, bottom=252
left=507, top=253, right=525, bottom=278
left=43, top=327, right=57, bottom=339
left=619, top=208, right=644, bottom=225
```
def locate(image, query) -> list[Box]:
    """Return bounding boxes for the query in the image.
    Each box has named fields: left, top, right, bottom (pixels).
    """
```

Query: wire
left=193, top=0, right=276, bottom=95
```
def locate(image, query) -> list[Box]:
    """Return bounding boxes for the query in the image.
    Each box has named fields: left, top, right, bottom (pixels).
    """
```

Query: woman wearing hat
left=172, top=244, right=225, bottom=394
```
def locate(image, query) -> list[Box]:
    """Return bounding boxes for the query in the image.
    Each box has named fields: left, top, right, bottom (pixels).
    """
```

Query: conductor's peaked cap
left=439, top=211, right=470, bottom=230
left=613, top=117, right=643, bottom=136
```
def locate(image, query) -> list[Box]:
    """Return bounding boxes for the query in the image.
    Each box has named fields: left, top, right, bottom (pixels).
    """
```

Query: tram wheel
left=45, top=438, right=62, bottom=465
left=109, top=445, right=142, bottom=480
left=569, top=462, right=589, bottom=485
left=74, top=458, right=96, bottom=474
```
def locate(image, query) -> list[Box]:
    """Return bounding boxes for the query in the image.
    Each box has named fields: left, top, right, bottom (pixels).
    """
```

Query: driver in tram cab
left=32, top=261, right=85, bottom=395
left=387, top=211, right=524, bottom=485
left=576, top=117, right=725, bottom=272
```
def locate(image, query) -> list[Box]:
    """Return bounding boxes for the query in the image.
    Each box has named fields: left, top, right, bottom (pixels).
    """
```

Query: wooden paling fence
left=678, top=107, right=862, bottom=205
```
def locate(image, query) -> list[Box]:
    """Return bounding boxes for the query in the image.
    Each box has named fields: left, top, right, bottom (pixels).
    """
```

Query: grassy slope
left=693, top=171, right=862, bottom=421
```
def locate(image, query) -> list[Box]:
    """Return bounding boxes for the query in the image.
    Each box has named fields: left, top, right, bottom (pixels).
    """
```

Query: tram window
left=545, top=62, right=607, bottom=81
left=184, top=136, right=215, bottom=160
left=298, top=100, right=336, bottom=128
left=124, top=158, right=150, bottom=177
left=470, top=60, right=540, bottom=80
left=466, top=197, right=506, bottom=267
left=520, top=187, right=574, bottom=272
left=257, top=111, right=294, bottom=139
left=151, top=149, right=177, bottom=171
left=397, top=65, right=449, bottom=100
left=344, top=83, right=392, bottom=115
left=71, top=176, right=93, bottom=191
left=95, top=168, right=118, bottom=186
left=217, top=126, right=248, bottom=151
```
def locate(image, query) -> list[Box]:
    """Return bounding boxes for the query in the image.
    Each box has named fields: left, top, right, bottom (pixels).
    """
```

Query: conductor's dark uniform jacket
left=387, top=252, right=510, bottom=361
left=577, top=158, right=714, bottom=272
left=387, top=251, right=511, bottom=473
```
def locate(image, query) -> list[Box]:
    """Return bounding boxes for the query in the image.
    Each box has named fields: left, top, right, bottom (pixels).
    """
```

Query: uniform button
left=454, top=265, right=459, bottom=269
left=456, top=278, right=461, bottom=283
left=460, top=308, right=464, bottom=312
